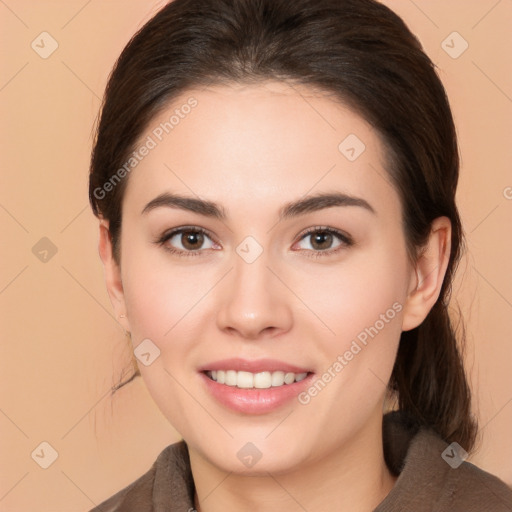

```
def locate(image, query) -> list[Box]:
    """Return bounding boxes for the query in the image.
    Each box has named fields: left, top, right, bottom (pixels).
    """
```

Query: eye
left=156, top=225, right=353, bottom=258
left=294, top=226, right=353, bottom=257
left=156, top=226, right=219, bottom=257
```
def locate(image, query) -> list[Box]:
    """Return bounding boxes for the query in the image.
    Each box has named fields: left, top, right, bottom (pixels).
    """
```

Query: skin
left=99, top=80, right=451, bottom=512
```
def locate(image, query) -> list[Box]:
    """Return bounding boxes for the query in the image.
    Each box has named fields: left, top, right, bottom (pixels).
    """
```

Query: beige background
left=1, top=0, right=511, bottom=510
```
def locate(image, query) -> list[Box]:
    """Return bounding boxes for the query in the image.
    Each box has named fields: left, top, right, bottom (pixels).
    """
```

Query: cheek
left=121, top=238, right=215, bottom=340
left=297, top=237, right=408, bottom=414
left=294, top=247, right=407, bottom=427
left=119, top=249, right=211, bottom=430
left=298, top=240, right=408, bottom=345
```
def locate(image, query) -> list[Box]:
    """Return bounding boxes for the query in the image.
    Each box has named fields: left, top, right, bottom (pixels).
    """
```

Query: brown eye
left=180, top=230, right=205, bottom=250
left=294, top=227, right=354, bottom=258
left=158, top=226, right=217, bottom=256
left=309, top=231, right=334, bottom=251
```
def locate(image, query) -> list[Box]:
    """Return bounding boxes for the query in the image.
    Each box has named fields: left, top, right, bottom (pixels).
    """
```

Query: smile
left=205, top=370, right=309, bottom=389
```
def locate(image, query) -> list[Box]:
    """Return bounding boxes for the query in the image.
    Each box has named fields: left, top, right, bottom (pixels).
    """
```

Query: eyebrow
left=141, top=191, right=376, bottom=220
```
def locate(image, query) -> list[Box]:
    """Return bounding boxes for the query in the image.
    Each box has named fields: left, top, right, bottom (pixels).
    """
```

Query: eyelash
left=299, top=226, right=354, bottom=259
left=155, top=225, right=354, bottom=259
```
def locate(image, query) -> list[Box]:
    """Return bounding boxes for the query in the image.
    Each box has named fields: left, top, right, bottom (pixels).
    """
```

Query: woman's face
left=111, top=81, right=418, bottom=473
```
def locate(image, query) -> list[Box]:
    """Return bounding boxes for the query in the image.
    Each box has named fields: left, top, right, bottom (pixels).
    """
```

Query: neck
left=188, top=411, right=397, bottom=512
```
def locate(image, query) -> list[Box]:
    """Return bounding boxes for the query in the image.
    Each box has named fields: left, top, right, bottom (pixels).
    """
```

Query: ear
left=401, top=216, right=452, bottom=332
left=98, top=219, right=131, bottom=332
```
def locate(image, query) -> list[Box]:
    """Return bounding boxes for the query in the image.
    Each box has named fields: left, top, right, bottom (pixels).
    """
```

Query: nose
left=215, top=249, right=293, bottom=340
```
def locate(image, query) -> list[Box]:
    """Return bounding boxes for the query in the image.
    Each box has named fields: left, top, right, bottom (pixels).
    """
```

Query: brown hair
left=89, top=0, right=478, bottom=451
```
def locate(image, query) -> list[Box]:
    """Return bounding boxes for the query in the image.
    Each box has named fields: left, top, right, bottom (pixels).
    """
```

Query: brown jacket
left=90, top=412, right=512, bottom=511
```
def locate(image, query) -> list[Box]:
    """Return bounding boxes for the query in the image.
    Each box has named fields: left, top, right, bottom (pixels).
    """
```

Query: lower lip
left=199, top=371, right=315, bottom=414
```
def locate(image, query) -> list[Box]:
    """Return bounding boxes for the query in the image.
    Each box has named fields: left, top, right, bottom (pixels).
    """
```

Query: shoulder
left=439, top=454, right=512, bottom=510
left=377, top=411, right=512, bottom=511
left=88, top=456, right=158, bottom=512
left=89, top=440, right=194, bottom=512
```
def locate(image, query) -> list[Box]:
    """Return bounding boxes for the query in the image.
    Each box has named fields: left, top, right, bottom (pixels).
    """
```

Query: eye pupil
left=311, top=232, right=332, bottom=250
left=182, top=231, right=204, bottom=250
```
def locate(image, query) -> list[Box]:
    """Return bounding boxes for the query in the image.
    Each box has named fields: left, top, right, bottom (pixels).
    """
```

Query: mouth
left=198, top=358, right=315, bottom=414
left=203, top=369, right=311, bottom=389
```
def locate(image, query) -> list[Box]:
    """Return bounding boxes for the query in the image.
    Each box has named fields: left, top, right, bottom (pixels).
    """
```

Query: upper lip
left=198, top=358, right=313, bottom=374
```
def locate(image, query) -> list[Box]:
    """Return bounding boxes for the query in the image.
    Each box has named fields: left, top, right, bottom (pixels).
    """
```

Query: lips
left=198, top=357, right=313, bottom=374
left=197, top=358, right=315, bottom=414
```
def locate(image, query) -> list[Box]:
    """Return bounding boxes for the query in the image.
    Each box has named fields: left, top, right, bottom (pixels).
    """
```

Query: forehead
left=122, top=80, right=400, bottom=222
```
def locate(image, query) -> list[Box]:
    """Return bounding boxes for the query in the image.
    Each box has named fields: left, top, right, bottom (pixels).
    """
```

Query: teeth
left=206, top=370, right=308, bottom=389
left=271, top=371, right=285, bottom=386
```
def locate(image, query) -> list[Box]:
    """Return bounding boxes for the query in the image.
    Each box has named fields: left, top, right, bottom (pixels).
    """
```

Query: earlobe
left=98, top=220, right=130, bottom=331
left=401, top=217, right=452, bottom=332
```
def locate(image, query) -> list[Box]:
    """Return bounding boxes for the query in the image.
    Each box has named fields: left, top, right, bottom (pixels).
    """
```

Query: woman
left=88, top=0, right=512, bottom=510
